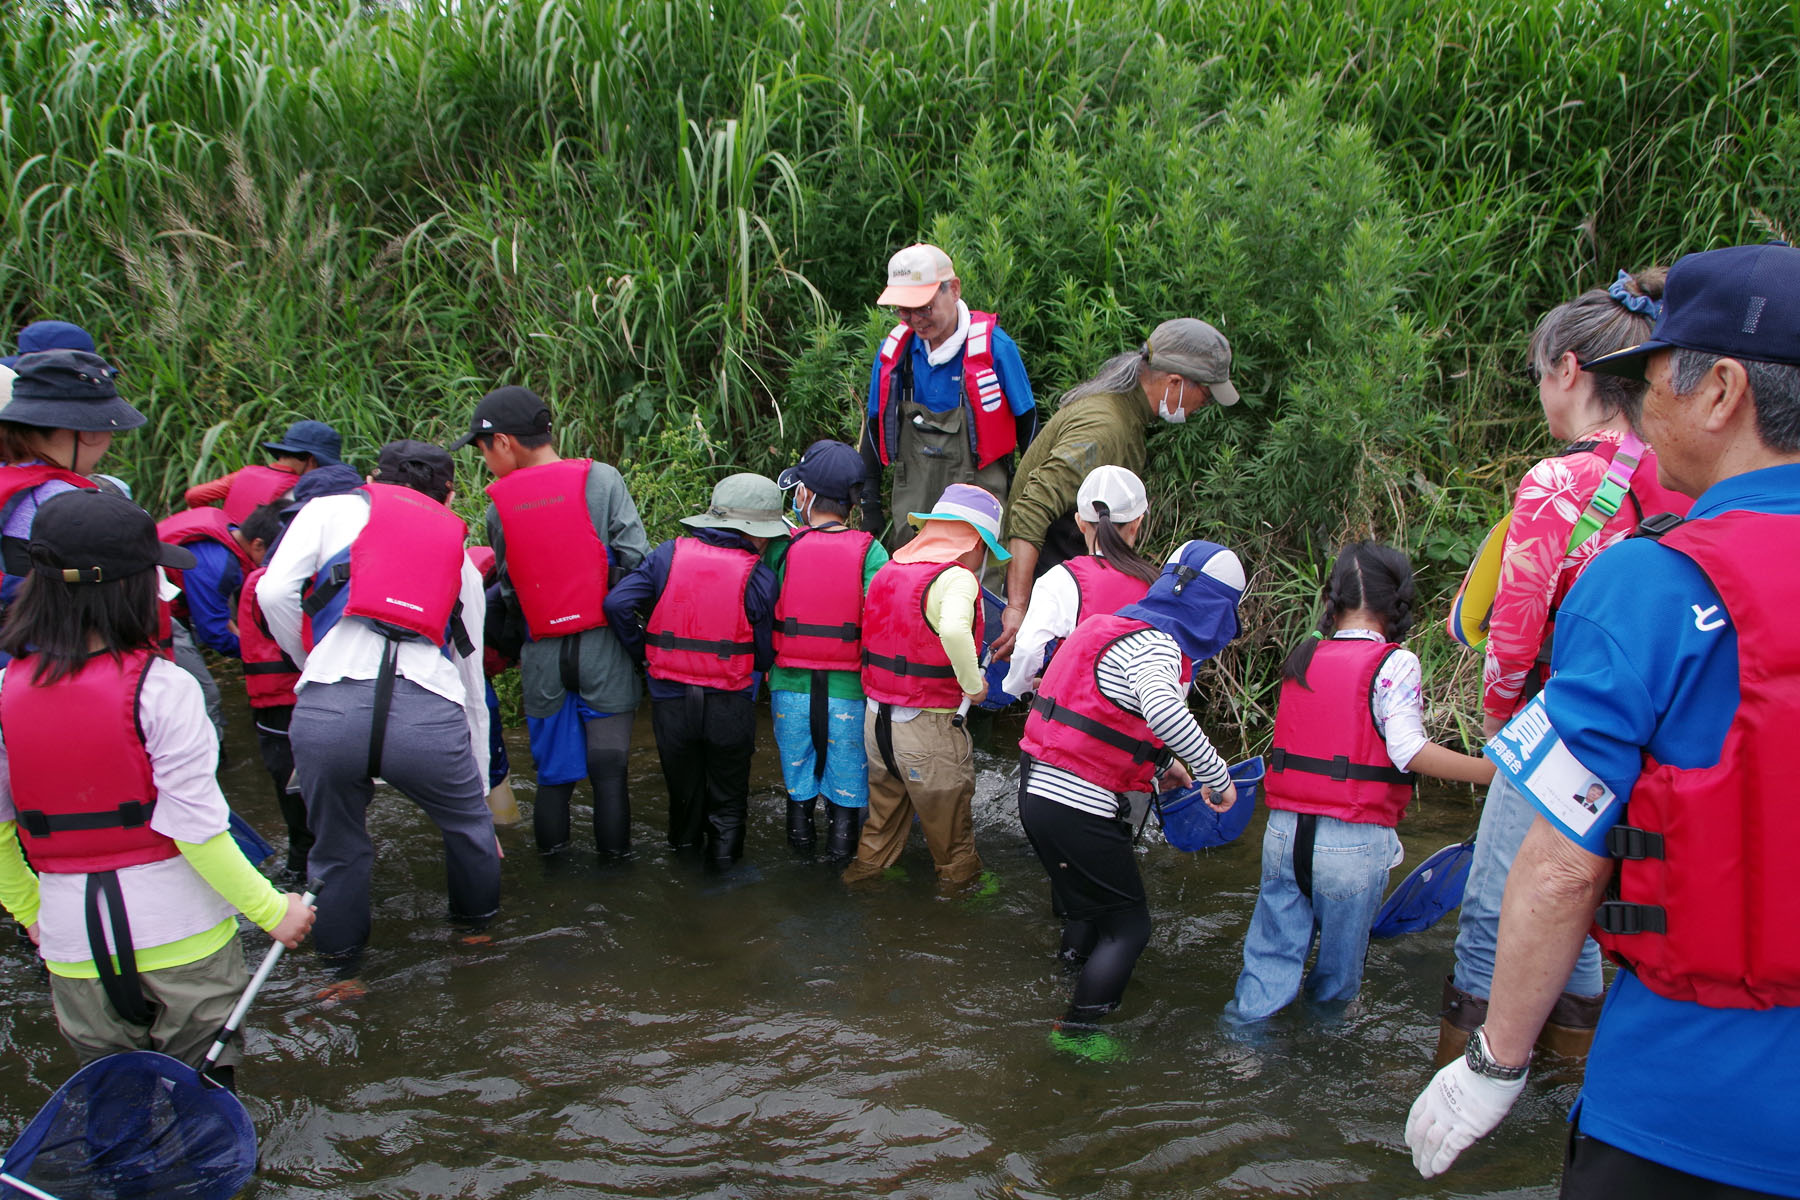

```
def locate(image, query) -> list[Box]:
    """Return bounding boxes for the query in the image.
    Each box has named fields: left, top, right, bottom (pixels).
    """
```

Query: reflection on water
left=0, top=703, right=1565, bottom=1198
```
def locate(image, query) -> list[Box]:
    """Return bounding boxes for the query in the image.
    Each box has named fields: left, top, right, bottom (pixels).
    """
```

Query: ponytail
left=1087, top=501, right=1159, bottom=586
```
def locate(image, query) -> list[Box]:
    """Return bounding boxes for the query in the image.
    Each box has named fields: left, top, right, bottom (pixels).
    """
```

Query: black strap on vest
left=16, top=799, right=156, bottom=839
left=558, top=634, right=582, bottom=697
left=647, top=631, right=755, bottom=659
left=85, top=870, right=153, bottom=1026
left=874, top=702, right=901, bottom=781
left=778, top=617, right=860, bottom=642
left=1593, top=824, right=1669, bottom=938
left=1028, top=694, right=1163, bottom=765
left=1634, top=511, right=1687, bottom=540
left=365, top=600, right=474, bottom=781
left=300, top=559, right=351, bottom=619
left=1293, top=812, right=1318, bottom=902
left=1595, top=901, right=1667, bottom=936
left=863, top=650, right=958, bottom=680
left=243, top=657, right=299, bottom=676
left=809, top=670, right=830, bottom=782
left=1268, top=746, right=1413, bottom=787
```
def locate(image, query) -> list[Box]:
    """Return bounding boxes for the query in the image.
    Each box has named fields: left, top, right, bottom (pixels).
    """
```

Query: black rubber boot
left=787, top=795, right=818, bottom=852
left=1435, top=974, right=1488, bottom=1068
left=823, top=801, right=862, bottom=864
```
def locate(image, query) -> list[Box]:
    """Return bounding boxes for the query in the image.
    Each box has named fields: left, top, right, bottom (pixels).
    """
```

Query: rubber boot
left=787, top=795, right=818, bottom=853
left=1536, top=989, right=1604, bottom=1060
left=823, top=801, right=862, bottom=864
left=1435, top=975, right=1488, bottom=1069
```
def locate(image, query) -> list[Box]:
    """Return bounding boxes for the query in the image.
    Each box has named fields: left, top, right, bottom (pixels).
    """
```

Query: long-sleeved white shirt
left=258, top=492, right=488, bottom=780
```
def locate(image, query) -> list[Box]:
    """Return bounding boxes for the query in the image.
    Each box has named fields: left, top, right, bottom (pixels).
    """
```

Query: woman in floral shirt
left=1438, top=268, right=1691, bottom=1069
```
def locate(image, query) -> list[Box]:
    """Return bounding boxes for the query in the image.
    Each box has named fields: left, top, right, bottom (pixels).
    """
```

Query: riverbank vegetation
left=1, top=0, right=1793, bottom=733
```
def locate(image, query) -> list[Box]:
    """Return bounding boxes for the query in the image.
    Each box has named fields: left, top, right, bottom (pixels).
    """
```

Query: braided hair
left=1282, top=541, right=1416, bottom=689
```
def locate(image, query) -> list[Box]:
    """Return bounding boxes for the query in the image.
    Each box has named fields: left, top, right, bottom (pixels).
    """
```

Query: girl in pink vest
left=1226, top=543, right=1492, bottom=1025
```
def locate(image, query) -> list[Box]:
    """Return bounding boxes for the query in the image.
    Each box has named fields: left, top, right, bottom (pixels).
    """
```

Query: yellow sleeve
left=925, top=566, right=985, bottom=694
left=0, top=821, right=40, bottom=929
left=177, top=831, right=287, bottom=932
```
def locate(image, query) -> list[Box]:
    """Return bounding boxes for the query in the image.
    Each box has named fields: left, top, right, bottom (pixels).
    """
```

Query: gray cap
left=1144, top=318, right=1239, bottom=406
left=680, top=472, right=788, bottom=538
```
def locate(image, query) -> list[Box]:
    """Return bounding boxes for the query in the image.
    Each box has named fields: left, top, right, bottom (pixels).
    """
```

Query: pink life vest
left=874, top=311, right=1018, bottom=470
left=222, top=463, right=300, bottom=526
left=1592, top=511, right=1800, bottom=1009
left=486, top=458, right=610, bottom=639
left=860, top=559, right=983, bottom=708
left=1019, top=613, right=1192, bottom=794
left=773, top=526, right=873, bottom=672
left=1267, top=637, right=1414, bottom=827
left=0, top=461, right=94, bottom=513
left=304, top=484, right=467, bottom=647
left=237, top=565, right=301, bottom=708
left=1064, top=555, right=1152, bottom=624
left=155, top=506, right=257, bottom=600
left=645, top=537, right=758, bottom=689
left=1, top=649, right=178, bottom=874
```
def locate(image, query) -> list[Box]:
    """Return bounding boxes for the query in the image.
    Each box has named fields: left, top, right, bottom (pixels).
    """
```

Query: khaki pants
left=844, top=708, right=982, bottom=884
left=48, top=936, right=250, bottom=1069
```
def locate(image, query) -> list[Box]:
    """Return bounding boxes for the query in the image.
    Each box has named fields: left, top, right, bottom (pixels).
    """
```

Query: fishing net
left=1371, top=840, right=1476, bottom=939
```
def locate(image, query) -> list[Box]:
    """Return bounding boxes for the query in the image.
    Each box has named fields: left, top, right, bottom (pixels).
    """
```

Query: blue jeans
left=1228, top=809, right=1400, bottom=1021
left=1452, top=772, right=1604, bottom=999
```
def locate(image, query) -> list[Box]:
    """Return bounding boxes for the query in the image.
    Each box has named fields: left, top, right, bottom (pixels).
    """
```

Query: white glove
left=1405, top=1029, right=1527, bottom=1178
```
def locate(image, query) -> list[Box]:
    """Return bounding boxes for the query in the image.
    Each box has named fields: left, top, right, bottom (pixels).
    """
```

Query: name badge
left=1483, top=694, right=1618, bottom=853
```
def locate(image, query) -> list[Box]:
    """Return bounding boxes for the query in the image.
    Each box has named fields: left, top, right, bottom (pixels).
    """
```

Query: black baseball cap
left=1585, top=241, right=1800, bottom=379
left=451, top=386, right=553, bottom=450
left=374, top=439, right=455, bottom=495
left=29, top=490, right=194, bottom=584
left=776, top=439, right=866, bottom=504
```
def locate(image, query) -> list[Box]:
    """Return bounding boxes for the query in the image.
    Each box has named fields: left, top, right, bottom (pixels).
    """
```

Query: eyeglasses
left=894, top=284, right=948, bottom=319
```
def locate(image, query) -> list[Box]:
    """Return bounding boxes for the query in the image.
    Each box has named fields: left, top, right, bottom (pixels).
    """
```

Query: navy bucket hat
left=0, top=350, right=144, bottom=433
left=262, top=419, right=342, bottom=465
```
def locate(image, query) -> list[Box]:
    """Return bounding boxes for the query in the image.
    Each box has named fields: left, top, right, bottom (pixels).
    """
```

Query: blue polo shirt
left=183, top=540, right=243, bottom=657
left=864, top=323, right=1035, bottom=418
left=1533, top=462, right=1800, bottom=1196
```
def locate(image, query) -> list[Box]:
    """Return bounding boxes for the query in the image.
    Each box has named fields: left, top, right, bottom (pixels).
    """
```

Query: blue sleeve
left=867, top=352, right=884, bottom=419
left=184, top=543, right=242, bottom=657
left=601, top=539, right=673, bottom=661
left=745, top=562, right=778, bottom=672
left=992, top=327, right=1035, bottom=416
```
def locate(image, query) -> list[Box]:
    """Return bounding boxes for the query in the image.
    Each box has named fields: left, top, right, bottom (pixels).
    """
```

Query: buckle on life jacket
left=1605, top=824, right=1665, bottom=861
left=1595, top=901, right=1666, bottom=935
left=1636, top=511, right=1687, bottom=540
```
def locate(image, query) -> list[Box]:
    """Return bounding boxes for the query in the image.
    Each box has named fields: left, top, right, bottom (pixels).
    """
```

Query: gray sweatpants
left=289, top=677, right=501, bottom=960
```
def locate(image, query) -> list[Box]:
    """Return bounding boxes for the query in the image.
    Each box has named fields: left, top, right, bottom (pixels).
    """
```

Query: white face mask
left=1157, top=378, right=1190, bottom=424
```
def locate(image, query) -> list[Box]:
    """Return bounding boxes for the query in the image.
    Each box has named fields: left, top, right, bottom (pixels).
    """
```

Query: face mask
left=1158, top=378, right=1190, bottom=425
left=789, top=489, right=812, bottom=526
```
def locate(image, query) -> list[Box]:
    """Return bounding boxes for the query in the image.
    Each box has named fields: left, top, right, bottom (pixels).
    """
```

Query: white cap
left=1076, top=465, right=1148, bottom=523
left=0, top=364, right=11, bottom=409
left=1165, top=540, right=1246, bottom=594
left=878, top=243, right=956, bottom=306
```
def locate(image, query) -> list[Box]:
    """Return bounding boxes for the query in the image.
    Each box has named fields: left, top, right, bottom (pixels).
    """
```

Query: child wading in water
left=0, top=491, right=314, bottom=1087
left=1226, top=542, right=1493, bottom=1024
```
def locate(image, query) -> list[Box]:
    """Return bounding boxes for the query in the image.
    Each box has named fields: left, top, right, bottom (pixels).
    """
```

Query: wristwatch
left=1465, top=1026, right=1529, bottom=1081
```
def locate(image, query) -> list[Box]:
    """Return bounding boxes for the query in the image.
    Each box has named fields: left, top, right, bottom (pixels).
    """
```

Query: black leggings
left=533, top=713, right=633, bottom=855
left=1061, top=905, right=1153, bottom=1020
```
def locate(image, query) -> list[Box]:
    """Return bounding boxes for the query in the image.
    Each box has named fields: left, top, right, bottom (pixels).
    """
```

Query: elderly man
left=1406, top=241, right=1800, bottom=1198
left=992, top=317, right=1237, bottom=658
left=859, top=243, right=1036, bottom=550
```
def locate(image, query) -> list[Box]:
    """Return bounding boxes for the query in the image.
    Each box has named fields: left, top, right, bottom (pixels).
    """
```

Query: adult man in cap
left=861, top=243, right=1037, bottom=552
left=768, top=440, right=889, bottom=860
left=455, top=386, right=649, bottom=859
left=604, top=474, right=782, bottom=870
left=993, top=318, right=1238, bottom=659
left=1405, top=241, right=1800, bottom=1198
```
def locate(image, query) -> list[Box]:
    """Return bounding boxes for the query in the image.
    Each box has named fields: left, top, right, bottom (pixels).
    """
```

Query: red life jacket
left=1267, top=637, right=1414, bottom=827
left=874, top=311, right=1018, bottom=470
left=303, top=484, right=468, bottom=648
left=1064, top=555, right=1152, bottom=624
left=222, top=463, right=300, bottom=526
left=1019, top=613, right=1192, bottom=794
left=644, top=537, right=758, bottom=689
left=861, top=559, right=984, bottom=707
left=486, top=458, right=610, bottom=639
left=237, top=565, right=301, bottom=707
left=0, top=650, right=178, bottom=874
left=0, top=464, right=97, bottom=604
left=773, top=526, right=873, bottom=672
left=1592, top=511, right=1800, bottom=1009
left=155, top=506, right=257, bottom=599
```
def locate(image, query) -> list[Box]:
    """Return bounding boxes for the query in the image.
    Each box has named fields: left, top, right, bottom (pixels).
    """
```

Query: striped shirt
left=1022, top=627, right=1231, bottom=818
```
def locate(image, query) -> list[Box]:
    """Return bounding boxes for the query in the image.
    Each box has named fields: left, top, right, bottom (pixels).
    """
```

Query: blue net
left=1371, top=839, right=1476, bottom=939
left=0, top=1051, right=255, bottom=1200
left=1158, top=757, right=1263, bottom=852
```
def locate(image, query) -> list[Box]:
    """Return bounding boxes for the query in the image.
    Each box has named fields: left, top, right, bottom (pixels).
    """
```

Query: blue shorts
left=771, top=688, right=867, bottom=807
left=525, top=693, right=613, bottom=786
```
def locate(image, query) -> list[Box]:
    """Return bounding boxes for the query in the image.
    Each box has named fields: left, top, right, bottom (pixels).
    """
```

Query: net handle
left=201, top=887, right=317, bottom=1077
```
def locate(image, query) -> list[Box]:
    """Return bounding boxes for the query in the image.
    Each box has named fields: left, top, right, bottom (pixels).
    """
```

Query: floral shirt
left=1482, top=428, right=1640, bottom=722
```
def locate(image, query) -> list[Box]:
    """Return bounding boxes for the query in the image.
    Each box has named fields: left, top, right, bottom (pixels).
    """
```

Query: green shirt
left=765, top=526, right=889, bottom=699
left=1000, top=388, right=1153, bottom=547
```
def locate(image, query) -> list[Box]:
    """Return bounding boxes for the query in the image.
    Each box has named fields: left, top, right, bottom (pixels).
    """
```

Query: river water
left=0, top=699, right=1575, bottom=1198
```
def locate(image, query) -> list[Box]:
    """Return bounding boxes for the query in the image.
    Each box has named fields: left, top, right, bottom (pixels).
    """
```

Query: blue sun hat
left=1116, top=539, right=1245, bottom=663
left=907, top=483, right=1012, bottom=560
left=1, top=320, right=96, bottom=369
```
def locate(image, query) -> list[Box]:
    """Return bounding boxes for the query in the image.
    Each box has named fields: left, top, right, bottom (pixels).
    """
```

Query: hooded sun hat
left=261, top=419, right=342, bottom=466
left=29, top=490, right=195, bottom=583
left=906, top=482, right=1012, bottom=560
left=1116, top=539, right=1245, bottom=663
left=1145, top=318, right=1240, bottom=407
left=1584, top=240, right=1800, bottom=379
left=0, top=320, right=96, bottom=369
left=0, top=350, right=144, bottom=433
left=680, top=473, right=789, bottom=539
left=1076, top=465, right=1149, bottom=523
left=877, top=243, right=957, bottom=307
left=777, top=439, right=866, bottom=504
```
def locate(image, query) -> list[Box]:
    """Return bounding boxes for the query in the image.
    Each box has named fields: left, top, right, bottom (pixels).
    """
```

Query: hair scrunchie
left=1608, top=270, right=1663, bottom=321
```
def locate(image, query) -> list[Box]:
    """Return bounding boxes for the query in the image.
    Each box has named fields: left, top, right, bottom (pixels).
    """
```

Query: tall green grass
left=0, top=0, right=1793, bottom=727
